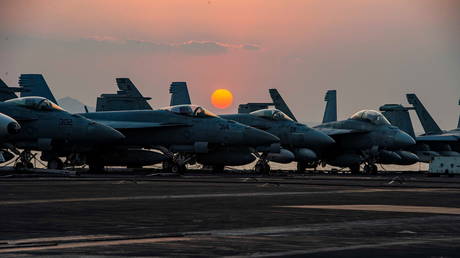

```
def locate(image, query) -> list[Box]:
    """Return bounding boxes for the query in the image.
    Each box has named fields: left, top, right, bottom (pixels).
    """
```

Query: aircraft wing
left=416, top=134, right=460, bottom=142
left=95, top=120, right=190, bottom=130
left=316, top=127, right=366, bottom=136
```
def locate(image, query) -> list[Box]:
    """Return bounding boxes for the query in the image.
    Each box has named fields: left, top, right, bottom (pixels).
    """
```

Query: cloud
left=1, top=35, right=261, bottom=56
left=83, top=36, right=260, bottom=55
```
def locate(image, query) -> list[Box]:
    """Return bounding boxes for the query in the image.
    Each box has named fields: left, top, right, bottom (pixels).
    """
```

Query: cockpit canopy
left=350, top=110, right=391, bottom=125
left=161, top=104, right=217, bottom=118
left=250, top=109, right=293, bottom=121
left=5, top=97, right=65, bottom=112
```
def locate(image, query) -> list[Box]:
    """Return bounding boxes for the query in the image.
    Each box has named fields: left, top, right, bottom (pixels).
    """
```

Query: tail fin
left=379, top=104, right=416, bottom=138
left=457, top=98, right=460, bottom=129
left=96, top=78, right=152, bottom=111
left=19, top=74, right=57, bottom=103
left=269, top=89, right=297, bottom=122
left=169, top=82, right=191, bottom=106
left=322, top=90, right=337, bottom=123
left=406, top=93, right=442, bottom=134
left=0, top=78, right=19, bottom=101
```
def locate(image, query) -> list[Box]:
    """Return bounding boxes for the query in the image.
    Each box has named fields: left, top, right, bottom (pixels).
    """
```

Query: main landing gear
left=162, top=153, right=194, bottom=174
left=14, top=150, right=35, bottom=170
left=254, top=159, right=270, bottom=175
left=363, top=163, right=378, bottom=174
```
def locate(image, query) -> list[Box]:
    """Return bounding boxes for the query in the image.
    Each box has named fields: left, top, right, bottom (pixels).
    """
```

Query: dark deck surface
left=1, top=171, right=460, bottom=257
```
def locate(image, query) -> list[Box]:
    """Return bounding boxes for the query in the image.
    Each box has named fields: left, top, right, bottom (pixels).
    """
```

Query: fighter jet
left=0, top=96, right=125, bottom=169
left=80, top=105, right=280, bottom=173
left=168, top=82, right=335, bottom=174
left=96, top=78, right=153, bottom=111
left=269, top=89, right=416, bottom=173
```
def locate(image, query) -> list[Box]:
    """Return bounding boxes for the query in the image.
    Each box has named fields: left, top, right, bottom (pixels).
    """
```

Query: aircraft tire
left=297, top=162, right=306, bottom=173
left=47, top=159, right=64, bottom=170
left=171, top=164, right=186, bottom=174
left=88, top=162, right=104, bottom=173
left=14, top=162, right=25, bottom=170
left=212, top=165, right=225, bottom=173
left=349, top=164, right=360, bottom=174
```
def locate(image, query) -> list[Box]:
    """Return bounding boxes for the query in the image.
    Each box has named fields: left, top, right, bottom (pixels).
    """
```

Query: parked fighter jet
left=96, top=78, right=152, bottom=111
left=0, top=96, right=125, bottom=169
left=168, top=82, right=335, bottom=174
left=80, top=105, right=280, bottom=173
left=406, top=94, right=460, bottom=154
left=270, top=89, right=416, bottom=173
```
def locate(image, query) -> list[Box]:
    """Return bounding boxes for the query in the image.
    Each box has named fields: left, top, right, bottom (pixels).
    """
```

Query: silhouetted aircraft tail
left=19, top=74, right=57, bottom=103
left=96, top=78, right=152, bottom=111
left=406, top=93, right=442, bottom=134
left=0, top=78, right=19, bottom=101
left=169, top=82, right=191, bottom=106
left=322, top=90, right=337, bottom=123
left=269, top=89, right=297, bottom=121
left=458, top=99, right=460, bottom=129
left=379, top=104, right=416, bottom=138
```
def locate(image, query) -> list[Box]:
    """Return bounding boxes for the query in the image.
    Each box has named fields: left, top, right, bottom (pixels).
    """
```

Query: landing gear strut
left=363, top=163, right=378, bottom=174
left=14, top=150, right=34, bottom=170
left=162, top=160, right=186, bottom=174
left=255, top=160, right=270, bottom=175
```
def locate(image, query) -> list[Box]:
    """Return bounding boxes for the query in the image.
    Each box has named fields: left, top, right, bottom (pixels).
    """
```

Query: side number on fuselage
left=59, top=119, right=73, bottom=127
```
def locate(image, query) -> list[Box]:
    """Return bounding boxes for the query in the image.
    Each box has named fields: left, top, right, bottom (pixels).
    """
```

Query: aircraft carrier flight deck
left=1, top=169, right=460, bottom=257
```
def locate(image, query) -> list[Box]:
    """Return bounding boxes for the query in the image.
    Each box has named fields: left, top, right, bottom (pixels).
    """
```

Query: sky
left=1, top=0, right=459, bottom=130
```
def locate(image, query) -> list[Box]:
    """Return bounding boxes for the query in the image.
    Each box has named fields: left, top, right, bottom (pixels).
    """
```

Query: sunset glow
left=211, top=89, right=233, bottom=109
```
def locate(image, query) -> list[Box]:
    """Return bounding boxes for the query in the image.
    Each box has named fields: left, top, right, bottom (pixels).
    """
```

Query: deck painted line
left=279, top=204, right=460, bottom=215
left=0, top=189, right=401, bottom=205
left=0, top=237, right=191, bottom=253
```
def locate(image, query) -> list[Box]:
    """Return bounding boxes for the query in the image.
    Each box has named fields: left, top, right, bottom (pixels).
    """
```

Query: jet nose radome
left=7, top=121, right=21, bottom=135
left=393, top=130, right=416, bottom=148
left=244, top=127, right=280, bottom=146
left=88, top=122, right=125, bottom=143
left=304, top=129, right=335, bottom=149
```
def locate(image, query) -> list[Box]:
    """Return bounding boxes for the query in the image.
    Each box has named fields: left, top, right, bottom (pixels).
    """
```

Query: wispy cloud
left=85, top=36, right=260, bottom=55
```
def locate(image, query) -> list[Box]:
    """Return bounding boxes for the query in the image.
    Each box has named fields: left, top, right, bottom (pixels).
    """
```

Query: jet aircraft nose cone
left=7, top=122, right=21, bottom=135
left=244, top=127, right=280, bottom=146
left=393, top=130, right=416, bottom=148
left=304, top=129, right=335, bottom=148
left=89, top=122, right=125, bottom=143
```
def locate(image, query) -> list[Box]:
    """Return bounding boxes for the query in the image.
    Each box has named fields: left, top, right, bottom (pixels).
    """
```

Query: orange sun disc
left=211, top=89, right=233, bottom=109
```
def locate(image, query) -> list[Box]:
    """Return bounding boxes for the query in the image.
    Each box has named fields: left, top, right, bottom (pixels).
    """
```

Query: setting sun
left=211, top=89, right=233, bottom=109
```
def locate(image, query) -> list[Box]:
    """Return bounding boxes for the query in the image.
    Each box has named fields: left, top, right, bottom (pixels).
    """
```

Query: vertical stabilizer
left=19, top=74, right=57, bottom=103
left=96, top=78, right=152, bottom=111
left=169, top=82, right=191, bottom=106
left=458, top=99, right=460, bottom=129
left=0, top=79, right=19, bottom=101
left=322, top=90, right=337, bottom=123
left=379, top=104, right=416, bottom=138
left=406, top=94, right=442, bottom=134
left=269, top=89, right=297, bottom=121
